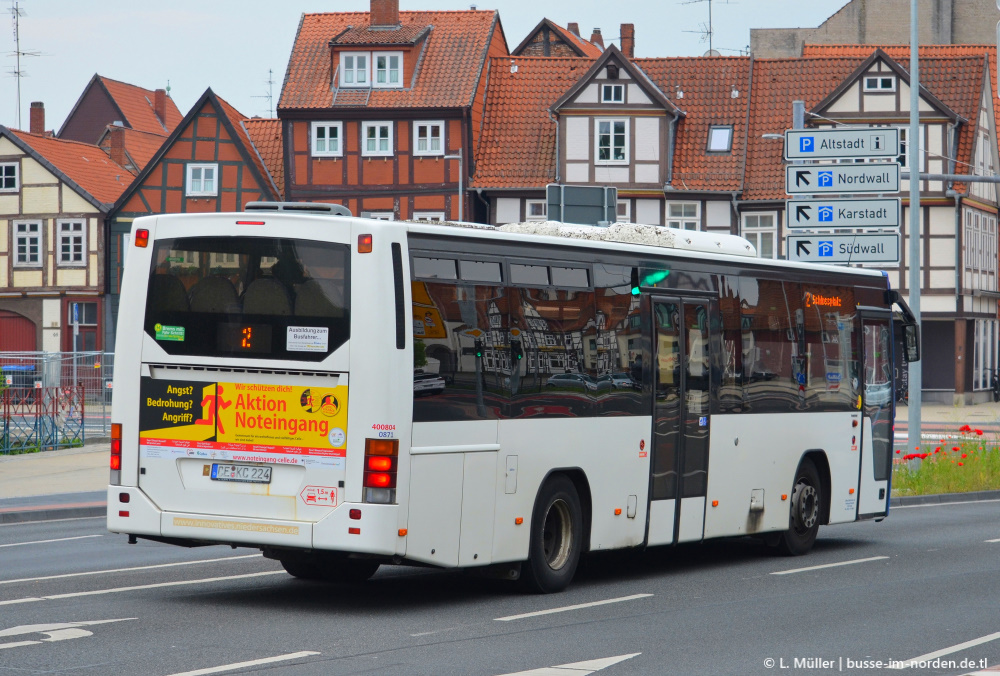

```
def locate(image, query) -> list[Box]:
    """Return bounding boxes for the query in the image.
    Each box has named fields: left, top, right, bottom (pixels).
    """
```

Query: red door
left=0, top=310, right=36, bottom=351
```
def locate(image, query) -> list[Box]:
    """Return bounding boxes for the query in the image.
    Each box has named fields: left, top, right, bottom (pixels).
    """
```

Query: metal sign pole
left=908, top=0, right=922, bottom=455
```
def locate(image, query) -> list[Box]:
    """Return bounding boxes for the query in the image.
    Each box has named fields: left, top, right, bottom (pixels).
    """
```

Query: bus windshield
left=143, top=236, right=350, bottom=361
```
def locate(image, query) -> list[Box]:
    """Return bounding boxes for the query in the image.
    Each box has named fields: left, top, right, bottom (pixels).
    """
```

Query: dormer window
left=863, top=75, right=896, bottom=92
left=707, top=125, right=733, bottom=153
left=602, top=84, right=624, bottom=103
left=374, top=52, right=402, bottom=87
left=606, top=64, right=619, bottom=80
left=341, top=53, right=369, bottom=86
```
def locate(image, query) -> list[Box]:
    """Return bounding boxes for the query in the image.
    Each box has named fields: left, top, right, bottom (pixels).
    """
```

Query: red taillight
left=367, top=456, right=393, bottom=472
left=358, top=234, right=373, bottom=253
left=236, top=220, right=265, bottom=225
left=364, top=472, right=395, bottom=489
left=111, top=423, right=122, bottom=470
left=363, top=438, right=398, bottom=500
left=134, top=229, right=149, bottom=247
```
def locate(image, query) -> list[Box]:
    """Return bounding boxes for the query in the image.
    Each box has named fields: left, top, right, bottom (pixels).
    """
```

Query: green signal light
left=631, top=286, right=641, bottom=296
left=642, top=270, right=670, bottom=285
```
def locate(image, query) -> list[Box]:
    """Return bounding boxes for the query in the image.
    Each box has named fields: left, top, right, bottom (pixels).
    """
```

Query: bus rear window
left=144, top=237, right=349, bottom=361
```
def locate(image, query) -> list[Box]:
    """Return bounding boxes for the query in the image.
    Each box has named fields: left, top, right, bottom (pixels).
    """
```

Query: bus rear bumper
left=314, top=502, right=400, bottom=557
left=107, top=485, right=162, bottom=536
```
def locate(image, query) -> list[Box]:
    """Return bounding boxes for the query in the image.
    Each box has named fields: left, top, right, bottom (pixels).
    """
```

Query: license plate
left=211, top=463, right=272, bottom=484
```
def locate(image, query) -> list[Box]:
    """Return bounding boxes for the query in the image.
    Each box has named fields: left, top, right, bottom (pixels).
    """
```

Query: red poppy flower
left=959, top=462, right=964, bottom=466
left=960, top=424, right=972, bottom=432
left=962, top=453, right=967, bottom=458
left=953, top=447, right=960, bottom=451
left=975, top=429, right=983, bottom=435
left=895, top=450, right=901, bottom=454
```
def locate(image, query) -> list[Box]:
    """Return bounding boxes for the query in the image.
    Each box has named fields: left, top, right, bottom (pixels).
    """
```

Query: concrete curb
left=890, top=489, right=1000, bottom=507
left=0, top=502, right=106, bottom=524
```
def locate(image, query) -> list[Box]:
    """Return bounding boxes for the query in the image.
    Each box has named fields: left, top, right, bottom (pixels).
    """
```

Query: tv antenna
left=251, top=68, right=276, bottom=118
left=680, top=0, right=735, bottom=55
left=7, top=0, right=40, bottom=129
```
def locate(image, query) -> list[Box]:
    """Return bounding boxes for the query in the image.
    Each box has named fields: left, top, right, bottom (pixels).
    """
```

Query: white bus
left=108, top=204, right=919, bottom=593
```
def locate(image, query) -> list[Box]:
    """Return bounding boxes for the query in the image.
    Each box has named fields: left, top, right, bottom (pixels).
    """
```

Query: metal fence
left=1, top=386, right=84, bottom=453
left=0, top=352, right=114, bottom=449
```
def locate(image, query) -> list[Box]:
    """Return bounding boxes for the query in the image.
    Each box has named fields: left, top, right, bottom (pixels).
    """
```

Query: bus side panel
left=703, top=410, right=860, bottom=540
left=492, top=416, right=651, bottom=564
left=858, top=417, right=888, bottom=516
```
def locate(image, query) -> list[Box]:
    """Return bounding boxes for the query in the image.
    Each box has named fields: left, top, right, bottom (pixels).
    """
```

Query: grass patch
left=892, top=426, right=1000, bottom=496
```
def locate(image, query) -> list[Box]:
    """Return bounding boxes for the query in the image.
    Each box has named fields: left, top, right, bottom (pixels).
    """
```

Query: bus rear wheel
left=522, top=475, right=583, bottom=594
left=279, top=554, right=379, bottom=583
left=776, top=458, right=821, bottom=556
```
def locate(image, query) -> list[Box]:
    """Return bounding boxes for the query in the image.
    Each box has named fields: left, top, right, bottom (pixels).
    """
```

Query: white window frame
left=186, top=163, right=218, bottom=196
left=741, top=212, right=778, bottom=259
left=57, top=220, right=86, bottom=266
left=311, top=121, right=343, bottom=157
left=526, top=200, right=547, bottom=221
left=340, top=52, right=369, bottom=87
left=413, top=121, right=445, bottom=157
left=373, top=51, right=403, bottom=88
left=863, top=75, right=896, bottom=92
left=364, top=212, right=395, bottom=221
left=413, top=212, right=446, bottom=222
left=616, top=200, right=631, bottom=222
left=0, top=162, right=17, bottom=192
left=362, top=121, right=394, bottom=157
left=897, top=124, right=926, bottom=172
left=707, top=125, right=733, bottom=152
left=601, top=84, right=624, bottom=103
left=595, top=118, right=629, bottom=165
left=666, top=202, right=700, bottom=230
left=13, top=221, right=41, bottom=267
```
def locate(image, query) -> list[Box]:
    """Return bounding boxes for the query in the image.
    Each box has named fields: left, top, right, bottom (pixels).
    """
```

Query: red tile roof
left=243, top=118, right=284, bottom=196
left=98, top=126, right=168, bottom=171
left=744, top=50, right=987, bottom=200
left=334, top=23, right=430, bottom=45
left=548, top=23, right=603, bottom=58
left=10, top=130, right=133, bottom=205
left=472, top=57, right=595, bottom=188
left=99, top=76, right=183, bottom=135
left=279, top=10, right=500, bottom=110
left=214, top=95, right=278, bottom=199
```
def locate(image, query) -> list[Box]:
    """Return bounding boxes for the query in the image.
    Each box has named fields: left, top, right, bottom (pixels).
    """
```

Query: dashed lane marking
left=494, top=594, right=653, bottom=622
left=0, top=535, right=103, bottom=548
left=771, top=556, right=889, bottom=575
left=889, top=631, right=1000, bottom=670
left=165, top=651, right=321, bottom=676
left=0, top=554, right=261, bottom=586
left=494, top=653, right=641, bottom=676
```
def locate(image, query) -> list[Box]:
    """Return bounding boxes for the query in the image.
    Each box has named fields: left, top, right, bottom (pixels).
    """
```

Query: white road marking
left=771, top=556, right=889, bottom=575
left=0, top=571, right=284, bottom=606
left=0, top=554, right=261, bottom=586
left=985, top=538, right=1000, bottom=543
left=165, top=651, right=321, bottom=676
left=0, top=516, right=105, bottom=528
left=890, top=631, right=1000, bottom=669
left=494, top=594, right=652, bottom=622
left=410, top=626, right=460, bottom=637
left=0, top=535, right=103, bottom=548
left=0, top=618, right=135, bottom=650
left=495, top=653, right=641, bottom=676
left=892, top=498, right=1000, bottom=509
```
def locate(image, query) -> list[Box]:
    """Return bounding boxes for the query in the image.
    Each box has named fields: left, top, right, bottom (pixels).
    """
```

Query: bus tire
left=522, top=475, right=583, bottom=594
left=777, top=458, right=821, bottom=556
left=280, top=555, right=379, bottom=583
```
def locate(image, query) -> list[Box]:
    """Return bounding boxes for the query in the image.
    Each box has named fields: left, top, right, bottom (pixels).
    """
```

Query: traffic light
left=631, top=267, right=670, bottom=295
left=510, top=339, right=523, bottom=362
left=474, top=339, right=483, bottom=359
left=630, top=268, right=640, bottom=296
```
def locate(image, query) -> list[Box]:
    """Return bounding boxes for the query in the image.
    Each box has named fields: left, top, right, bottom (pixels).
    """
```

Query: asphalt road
left=0, top=501, right=998, bottom=676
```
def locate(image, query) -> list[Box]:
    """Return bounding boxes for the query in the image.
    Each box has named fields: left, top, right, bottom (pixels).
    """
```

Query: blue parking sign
left=799, top=137, right=814, bottom=153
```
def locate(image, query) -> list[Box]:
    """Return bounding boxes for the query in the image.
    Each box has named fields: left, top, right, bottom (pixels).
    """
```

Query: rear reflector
left=119, top=511, right=129, bottom=518
left=119, top=492, right=130, bottom=503
left=134, top=229, right=149, bottom=247
left=349, top=527, right=361, bottom=535
left=349, top=508, right=362, bottom=520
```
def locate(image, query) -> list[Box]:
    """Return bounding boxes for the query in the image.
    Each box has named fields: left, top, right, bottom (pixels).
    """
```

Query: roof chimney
left=567, top=22, right=580, bottom=37
left=590, top=28, right=604, bottom=50
left=620, top=23, right=635, bottom=59
left=29, top=101, right=44, bottom=135
left=370, top=0, right=400, bottom=27
left=109, top=123, right=126, bottom=168
left=154, top=89, right=167, bottom=126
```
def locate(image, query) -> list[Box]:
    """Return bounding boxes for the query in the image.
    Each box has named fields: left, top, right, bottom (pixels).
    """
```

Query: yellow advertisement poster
left=139, top=377, right=348, bottom=467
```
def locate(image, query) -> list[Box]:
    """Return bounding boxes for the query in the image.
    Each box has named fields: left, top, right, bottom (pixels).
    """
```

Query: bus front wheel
left=522, top=475, right=583, bottom=593
left=776, top=458, right=821, bottom=556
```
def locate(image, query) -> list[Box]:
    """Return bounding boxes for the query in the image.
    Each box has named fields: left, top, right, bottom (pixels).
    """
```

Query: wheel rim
left=792, top=481, right=818, bottom=533
left=541, top=498, right=573, bottom=570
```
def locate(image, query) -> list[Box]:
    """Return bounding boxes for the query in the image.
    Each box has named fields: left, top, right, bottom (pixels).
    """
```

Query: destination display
left=786, top=234, right=900, bottom=264
left=785, top=198, right=901, bottom=229
left=785, top=164, right=901, bottom=195
left=784, top=128, right=899, bottom=160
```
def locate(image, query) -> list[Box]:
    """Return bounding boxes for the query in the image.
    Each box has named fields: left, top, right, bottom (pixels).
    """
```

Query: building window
left=596, top=119, right=628, bottom=163
left=364, top=212, right=395, bottom=221
left=414, top=122, right=444, bottom=156
left=742, top=212, right=777, bottom=259
left=340, top=53, right=369, bottom=86
left=526, top=200, right=547, bottom=221
left=362, top=122, right=393, bottom=156
left=863, top=75, right=896, bottom=92
left=975, top=319, right=999, bottom=391
left=601, top=84, right=624, bottom=103
left=14, top=221, right=41, bottom=266
left=373, top=52, right=402, bottom=87
left=965, top=209, right=997, bottom=292
left=58, top=221, right=86, bottom=265
left=897, top=125, right=925, bottom=172
left=616, top=200, right=631, bottom=222
left=67, top=301, right=98, bottom=326
left=186, top=164, right=218, bottom=196
left=707, top=126, right=733, bottom=152
left=667, top=202, right=699, bottom=230
left=0, top=162, right=17, bottom=191
left=413, top=212, right=445, bottom=222
left=311, top=122, right=343, bottom=157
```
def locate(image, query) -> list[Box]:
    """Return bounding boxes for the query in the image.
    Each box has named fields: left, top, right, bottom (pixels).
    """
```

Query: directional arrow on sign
left=796, top=205, right=811, bottom=221
left=795, top=170, right=811, bottom=187
left=796, top=241, right=811, bottom=256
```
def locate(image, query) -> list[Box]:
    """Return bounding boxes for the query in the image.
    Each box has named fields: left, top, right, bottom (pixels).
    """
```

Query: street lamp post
left=443, top=148, right=463, bottom=222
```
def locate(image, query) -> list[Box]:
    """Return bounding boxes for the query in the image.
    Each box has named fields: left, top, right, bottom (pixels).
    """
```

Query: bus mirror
left=904, top=323, right=920, bottom=363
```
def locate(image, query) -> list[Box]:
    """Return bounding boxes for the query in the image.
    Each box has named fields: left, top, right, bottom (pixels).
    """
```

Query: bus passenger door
left=646, top=297, right=713, bottom=546
left=859, top=312, right=893, bottom=517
